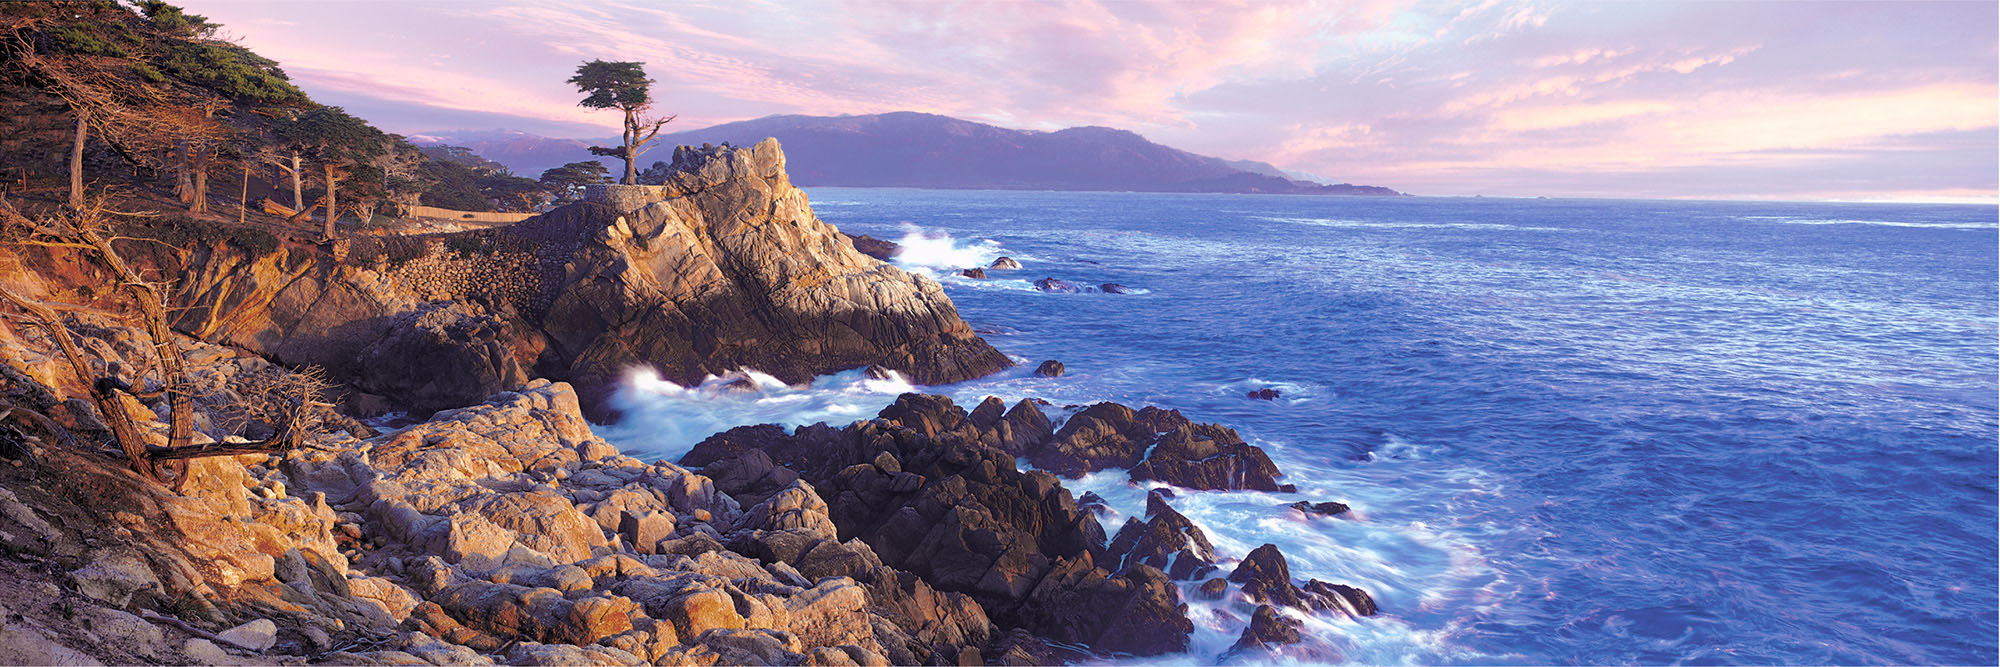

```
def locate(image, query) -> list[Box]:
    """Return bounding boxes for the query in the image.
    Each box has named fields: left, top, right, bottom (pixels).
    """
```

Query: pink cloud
left=182, top=0, right=1997, bottom=201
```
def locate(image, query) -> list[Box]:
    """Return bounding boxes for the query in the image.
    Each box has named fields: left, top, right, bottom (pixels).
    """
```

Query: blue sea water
left=602, top=189, right=1999, bottom=665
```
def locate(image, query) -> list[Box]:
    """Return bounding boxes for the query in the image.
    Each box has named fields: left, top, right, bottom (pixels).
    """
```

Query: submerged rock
left=960, top=267, right=988, bottom=279
left=1100, top=283, right=1133, bottom=294
left=1034, top=360, right=1065, bottom=378
left=1034, top=277, right=1082, bottom=293
left=989, top=257, right=1022, bottom=270
left=1287, top=500, right=1350, bottom=517
left=1304, top=579, right=1379, bottom=617
left=1247, top=388, right=1281, bottom=401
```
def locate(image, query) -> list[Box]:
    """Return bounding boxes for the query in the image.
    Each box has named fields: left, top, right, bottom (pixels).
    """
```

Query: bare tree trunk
left=0, top=285, right=157, bottom=481
left=70, top=225, right=194, bottom=460
left=175, top=144, right=194, bottom=205
left=321, top=163, right=338, bottom=239
left=289, top=152, right=303, bottom=211
left=239, top=167, right=248, bottom=224
left=68, top=113, right=86, bottom=209
left=189, top=154, right=208, bottom=214
left=622, top=109, right=638, bottom=185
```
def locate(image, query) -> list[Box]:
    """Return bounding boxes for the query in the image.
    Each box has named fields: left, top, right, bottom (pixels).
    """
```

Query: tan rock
left=347, top=576, right=419, bottom=622
left=662, top=588, right=746, bottom=639
left=784, top=578, right=876, bottom=651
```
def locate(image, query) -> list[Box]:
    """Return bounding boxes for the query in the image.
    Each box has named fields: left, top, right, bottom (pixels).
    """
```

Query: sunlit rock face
left=161, top=138, right=1010, bottom=418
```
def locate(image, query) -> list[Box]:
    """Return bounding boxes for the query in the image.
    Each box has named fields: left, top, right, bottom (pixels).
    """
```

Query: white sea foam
left=597, top=366, right=915, bottom=461
left=1061, top=442, right=1512, bottom=665
left=1736, top=216, right=1996, bottom=230
left=893, top=223, right=1006, bottom=270
left=1223, top=377, right=1326, bottom=406
left=596, top=365, right=1508, bottom=664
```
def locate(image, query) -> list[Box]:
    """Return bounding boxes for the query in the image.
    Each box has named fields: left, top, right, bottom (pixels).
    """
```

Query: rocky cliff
left=114, top=139, right=1007, bottom=418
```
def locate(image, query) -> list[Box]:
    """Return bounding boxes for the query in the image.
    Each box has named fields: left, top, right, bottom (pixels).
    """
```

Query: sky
left=186, top=0, right=1998, bottom=202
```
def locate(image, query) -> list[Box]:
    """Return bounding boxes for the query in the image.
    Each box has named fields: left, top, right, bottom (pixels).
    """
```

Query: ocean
left=598, top=189, right=1999, bottom=665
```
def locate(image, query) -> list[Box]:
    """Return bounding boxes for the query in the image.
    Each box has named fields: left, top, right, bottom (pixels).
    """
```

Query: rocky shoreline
left=0, top=335, right=1370, bottom=665
left=0, top=139, right=1372, bottom=665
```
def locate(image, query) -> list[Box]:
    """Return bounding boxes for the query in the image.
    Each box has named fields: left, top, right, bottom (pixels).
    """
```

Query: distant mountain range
left=409, top=112, right=1403, bottom=196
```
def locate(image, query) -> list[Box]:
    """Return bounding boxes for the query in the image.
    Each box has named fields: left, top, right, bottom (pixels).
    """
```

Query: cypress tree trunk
left=322, top=162, right=338, bottom=239
left=622, top=108, right=638, bottom=185
left=175, top=144, right=194, bottom=205
left=189, top=151, right=209, bottom=214
left=289, top=152, right=304, bottom=211
left=239, top=166, right=248, bottom=224
left=68, top=113, right=86, bottom=209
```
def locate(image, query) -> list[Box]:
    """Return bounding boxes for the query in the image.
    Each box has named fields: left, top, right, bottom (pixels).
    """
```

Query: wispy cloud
left=186, top=0, right=1998, bottom=201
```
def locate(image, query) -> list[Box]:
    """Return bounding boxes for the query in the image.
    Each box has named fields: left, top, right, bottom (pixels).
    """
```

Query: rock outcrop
left=1225, top=544, right=1378, bottom=618
left=1105, top=490, right=1217, bottom=580
left=1032, top=403, right=1290, bottom=492
left=842, top=233, right=899, bottom=262
left=682, top=393, right=1197, bottom=656
left=69, top=139, right=1008, bottom=418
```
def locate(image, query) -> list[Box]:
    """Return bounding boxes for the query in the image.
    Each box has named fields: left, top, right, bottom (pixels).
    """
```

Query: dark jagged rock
left=1226, top=605, right=1303, bottom=656
left=1196, top=577, right=1229, bottom=600
left=1031, top=403, right=1287, bottom=491
left=844, top=233, right=900, bottom=261
left=1125, top=413, right=1285, bottom=492
left=996, top=399, right=1055, bottom=457
left=961, top=267, right=988, bottom=279
left=1034, top=360, right=1065, bottom=377
left=680, top=392, right=1195, bottom=656
left=1075, top=492, right=1110, bottom=517
left=1106, top=490, right=1217, bottom=580
left=1100, top=283, right=1133, bottom=294
left=1227, top=544, right=1380, bottom=620
left=1034, top=277, right=1082, bottom=293
left=1228, top=544, right=1305, bottom=609
left=1247, top=388, right=1281, bottom=400
left=696, top=448, right=799, bottom=508
left=1304, top=579, right=1379, bottom=617
left=990, top=257, right=1022, bottom=270
left=1016, top=556, right=1192, bottom=656
left=1287, top=500, right=1350, bottom=518
left=967, top=395, right=1008, bottom=431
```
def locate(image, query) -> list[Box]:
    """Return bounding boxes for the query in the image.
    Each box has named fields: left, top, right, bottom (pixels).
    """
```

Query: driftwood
left=2, top=198, right=318, bottom=488
left=138, top=609, right=265, bottom=653
left=0, top=283, right=157, bottom=479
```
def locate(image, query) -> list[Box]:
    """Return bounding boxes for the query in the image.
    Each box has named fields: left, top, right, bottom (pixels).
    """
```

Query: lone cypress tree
left=568, top=60, right=674, bottom=185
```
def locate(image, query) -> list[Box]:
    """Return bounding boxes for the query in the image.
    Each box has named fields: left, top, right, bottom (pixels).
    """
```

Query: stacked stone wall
left=355, top=229, right=581, bottom=317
